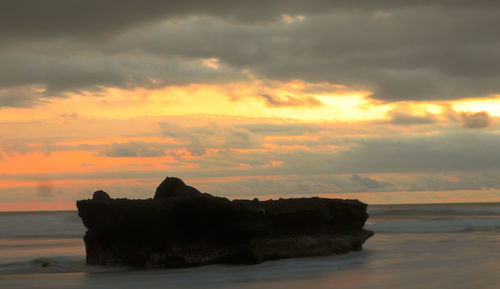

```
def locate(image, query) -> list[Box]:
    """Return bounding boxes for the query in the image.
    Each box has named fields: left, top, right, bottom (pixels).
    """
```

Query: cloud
left=4, top=1, right=500, bottom=42
left=1, top=1, right=454, bottom=43
left=2, top=2, right=500, bottom=106
left=154, top=120, right=500, bottom=177
left=0, top=86, right=46, bottom=108
left=0, top=51, right=245, bottom=105
left=259, top=93, right=322, bottom=107
left=0, top=139, right=105, bottom=156
left=160, top=122, right=261, bottom=155
left=193, top=131, right=500, bottom=176
left=160, top=122, right=209, bottom=156
left=170, top=130, right=500, bottom=179
left=240, top=123, right=324, bottom=136
left=459, top=111, right=492, bottom=129
left=1, top=139, right=47, bottom=156
left=5, top=116, right=500, bottom=181
left=98, top=141, right=166, bottom=157
left=388, top=111, right=437, bottom=126
left=5, top=125, right=500, bottom=196
left=0, top=1, right=301, bottom=42
left=224, top=127, right=258, bottom=149
left=350, top=174, right=390, bottom=189
left=402, top=173, right=500, bottom=192
left=59, top=113, right=79, bottom=119
left=332, top=132, right=500, bottom=174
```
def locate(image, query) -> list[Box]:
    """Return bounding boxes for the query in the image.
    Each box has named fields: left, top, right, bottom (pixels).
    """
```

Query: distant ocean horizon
left=2, top=202, right=500, bottom=289
left=3, top=200, right=500, bottom=213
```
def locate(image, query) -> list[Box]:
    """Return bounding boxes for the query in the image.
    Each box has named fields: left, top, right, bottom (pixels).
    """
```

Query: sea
left=1, top=202, right=500, bottom=289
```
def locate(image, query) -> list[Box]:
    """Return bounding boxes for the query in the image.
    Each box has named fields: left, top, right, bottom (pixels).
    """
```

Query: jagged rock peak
left=92, top=190, right=111, bottom=200
left=153, top=177, right=202, bottom=199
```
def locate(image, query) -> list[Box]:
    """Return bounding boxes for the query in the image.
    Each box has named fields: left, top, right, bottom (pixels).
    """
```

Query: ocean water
left=1, top=203, right=500, bottom=289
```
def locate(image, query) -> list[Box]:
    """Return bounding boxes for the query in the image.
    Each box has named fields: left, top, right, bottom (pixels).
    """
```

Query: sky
left=2, top=0, right=500, bottom=210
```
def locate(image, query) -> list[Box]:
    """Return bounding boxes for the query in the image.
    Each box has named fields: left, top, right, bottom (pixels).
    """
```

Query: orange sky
left=1, top=79, right=500, bottom=211
left=3, top=3, right=500, bottom=210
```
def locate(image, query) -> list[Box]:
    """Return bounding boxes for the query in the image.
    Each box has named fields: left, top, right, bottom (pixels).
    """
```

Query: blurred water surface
left=1, top=203, right=500, bottom=289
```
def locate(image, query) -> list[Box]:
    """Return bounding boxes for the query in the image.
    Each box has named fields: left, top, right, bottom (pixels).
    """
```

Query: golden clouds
left=0, top=80, right=393, bottom=123
left=2, top=79, right=500, bottom=210
left=6, top=79, right=500, bottom=126
left=452, top=95, right=500, bottom=117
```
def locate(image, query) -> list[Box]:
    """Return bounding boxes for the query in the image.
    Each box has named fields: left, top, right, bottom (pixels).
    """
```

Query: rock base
left=76, top=177, right=374, bottom=267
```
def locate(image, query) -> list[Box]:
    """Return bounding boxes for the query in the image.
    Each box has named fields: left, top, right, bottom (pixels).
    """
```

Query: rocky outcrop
left=92, top=190, right=111, bottom=201
left=153, top=177, right=202, bottom=199
left=77, top=177, right=374, bottom=267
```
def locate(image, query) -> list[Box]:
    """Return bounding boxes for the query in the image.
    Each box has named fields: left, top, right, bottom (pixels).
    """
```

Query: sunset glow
left=2, top=2, right=500, bottom=211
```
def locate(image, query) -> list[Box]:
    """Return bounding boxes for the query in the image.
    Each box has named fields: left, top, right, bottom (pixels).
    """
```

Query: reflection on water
left=3, top=233, right=500, bottom=289
left=0, top=238, right=84, bottom=261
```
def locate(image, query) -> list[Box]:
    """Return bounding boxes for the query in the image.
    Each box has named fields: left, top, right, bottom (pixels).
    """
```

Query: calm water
left=1, top=203, right=500, bottom=289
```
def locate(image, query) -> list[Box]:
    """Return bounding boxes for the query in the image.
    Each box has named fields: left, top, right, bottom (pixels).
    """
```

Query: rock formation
left=153, top=177, right=202, bottom=199
left=77, top=177, right=374, bottom=267
left=92, top=190, right=111, bottom=201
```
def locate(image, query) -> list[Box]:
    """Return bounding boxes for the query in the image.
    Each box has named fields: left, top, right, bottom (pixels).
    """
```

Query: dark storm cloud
left=246, top=8, right=500, bottom=101
left=3, top=1, right=500, bottom=106
left=1, top=0, right=326, bottom=41
left=3, top=0, right=479, bottom=41
left=0, top=50, right=244, bottom=103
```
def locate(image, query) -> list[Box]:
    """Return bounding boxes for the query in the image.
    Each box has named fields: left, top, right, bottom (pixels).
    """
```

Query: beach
left=1, top=203, right=500, bottom=289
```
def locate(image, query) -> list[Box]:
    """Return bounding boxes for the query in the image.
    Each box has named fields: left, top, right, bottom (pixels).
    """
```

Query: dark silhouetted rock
left=77, top=177, right=374, bottom=267
left=153, top=176, right=202, bottom=199
left=92, top=190, right=111, bottom=200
